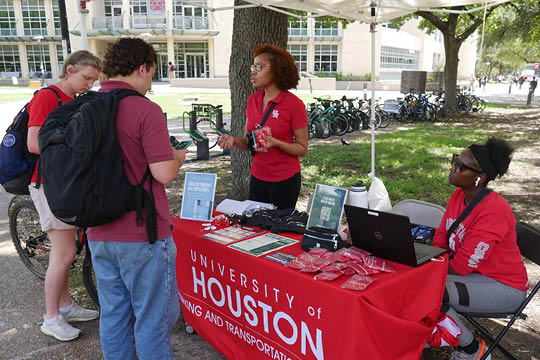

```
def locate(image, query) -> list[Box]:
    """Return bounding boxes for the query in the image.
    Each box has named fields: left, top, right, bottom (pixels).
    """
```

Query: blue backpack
left=0, top=87, right=61, bottom=195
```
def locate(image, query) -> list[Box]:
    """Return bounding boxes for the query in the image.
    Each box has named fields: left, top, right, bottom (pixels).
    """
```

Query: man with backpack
left=86, top=38, right=187, bottom=360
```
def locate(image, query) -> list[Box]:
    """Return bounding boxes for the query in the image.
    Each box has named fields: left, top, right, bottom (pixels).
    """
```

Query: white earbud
left=475, top=177, right=481, bottom=186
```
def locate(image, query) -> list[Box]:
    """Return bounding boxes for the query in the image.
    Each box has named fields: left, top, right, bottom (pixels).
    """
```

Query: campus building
left=0, top=0, right=476, bottom=88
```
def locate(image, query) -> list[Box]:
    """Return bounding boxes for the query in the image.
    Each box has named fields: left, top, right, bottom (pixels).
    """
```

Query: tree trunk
left=228, top=1, right=288, bottom=200
left=443, top=36, right=463, bottom=111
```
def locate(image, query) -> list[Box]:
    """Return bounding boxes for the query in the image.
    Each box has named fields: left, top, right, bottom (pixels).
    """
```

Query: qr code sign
left=320, top=206, right=331, bottom=222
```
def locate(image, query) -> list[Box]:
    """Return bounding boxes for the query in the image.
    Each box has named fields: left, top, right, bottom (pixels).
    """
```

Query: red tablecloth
left=172, top=217, right=448, bottom=360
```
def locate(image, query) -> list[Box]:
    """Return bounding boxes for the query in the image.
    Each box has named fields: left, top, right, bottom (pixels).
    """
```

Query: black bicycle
left=8, top=195, right=99, bottom=307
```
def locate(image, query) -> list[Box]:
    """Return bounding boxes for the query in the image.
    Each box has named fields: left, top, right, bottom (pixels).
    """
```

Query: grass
left=0, top=93, right=33, bottom=104
left=301, top=124, right=491, bottom=207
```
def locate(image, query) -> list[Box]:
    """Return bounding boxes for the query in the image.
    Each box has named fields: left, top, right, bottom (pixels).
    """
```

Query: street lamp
left=32, top=35, right=45, bottom=85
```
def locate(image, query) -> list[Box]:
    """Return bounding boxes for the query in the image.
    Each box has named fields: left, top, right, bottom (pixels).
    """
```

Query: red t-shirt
left=27, top=85, right=73, bottom=183
left=432, top=188, right=529, bottom=291
left=245, top=90, right=308, bottom=182
left=86, top=81, right=175, bottom=243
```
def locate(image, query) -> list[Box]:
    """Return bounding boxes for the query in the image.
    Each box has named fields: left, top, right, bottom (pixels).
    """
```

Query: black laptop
left=344, top=205, right=447, bottom=267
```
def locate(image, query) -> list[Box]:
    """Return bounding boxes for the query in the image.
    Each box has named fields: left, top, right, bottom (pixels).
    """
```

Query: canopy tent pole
left=369, top=1, right=379, bottom=180
left=370, top=21, right=376, bottom=180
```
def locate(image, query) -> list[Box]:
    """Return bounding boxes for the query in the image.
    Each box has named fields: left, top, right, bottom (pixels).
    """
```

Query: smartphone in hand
left=175, top=140, right=192, bottom=150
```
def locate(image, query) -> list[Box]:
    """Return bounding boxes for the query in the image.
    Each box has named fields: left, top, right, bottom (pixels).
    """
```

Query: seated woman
left=432, top=137, right=529, bottom=360
left=217, top=44, right=308, bottom=210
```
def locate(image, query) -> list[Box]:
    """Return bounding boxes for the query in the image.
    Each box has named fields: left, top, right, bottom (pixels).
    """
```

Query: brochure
left=180, top=172, right=217, bottom=221
left=265, top=252, right=296, bottom=265
left=201, top=225, right=266, bottom=245
left=215, top=199, right=274, bottom=215
left=228, top=233, right=298, bottom=257
left=307, top=184, right=348, bottom=231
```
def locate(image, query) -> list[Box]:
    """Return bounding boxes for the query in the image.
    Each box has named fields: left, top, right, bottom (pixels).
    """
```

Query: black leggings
left=249, top=172, right=301, bottom=210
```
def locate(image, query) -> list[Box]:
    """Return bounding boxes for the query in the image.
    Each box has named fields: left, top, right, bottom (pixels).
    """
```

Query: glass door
left=155, top=54, right=168, bottom=81
left=185, top=54, right=206, bottom=78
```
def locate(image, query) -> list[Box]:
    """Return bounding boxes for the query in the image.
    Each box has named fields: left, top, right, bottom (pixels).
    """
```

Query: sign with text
left=307, top=184, right=348, bottom=231
left=180, top=172, right=217, bottom=221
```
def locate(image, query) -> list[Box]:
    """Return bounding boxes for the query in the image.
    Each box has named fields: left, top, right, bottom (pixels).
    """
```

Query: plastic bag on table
left=361, top=255, right=397, bottom=273
left=348, top=262, right=381, bottom=276
left=340, top=275, right=376, bottom=291
left=285, top=253, right=314, bottom=270
left=308, top=247, right=330, bottom=258
left=367, top=176, right=392, bottom=211
left=322, top=262, right=349, bottom=272
left=300, top=257, right=332, bottom=272
left=314, top=270, right=345, bottom=281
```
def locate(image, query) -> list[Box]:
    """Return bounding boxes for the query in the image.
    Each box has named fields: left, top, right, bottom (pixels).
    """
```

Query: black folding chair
left=459, top=221, right=540, bottom=360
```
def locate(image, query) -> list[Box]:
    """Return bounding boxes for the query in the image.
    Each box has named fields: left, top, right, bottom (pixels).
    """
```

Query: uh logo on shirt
left=446, top=218, right=489, bottom=268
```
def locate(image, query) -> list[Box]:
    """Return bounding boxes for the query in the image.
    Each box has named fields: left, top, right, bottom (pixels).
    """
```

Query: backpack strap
left=34, top=87, right=63, bottom=189
left=110, top=89, right=157, bottom=244
left=446, top=188, right=492, bottom=241
left=134, top=168, right=158, bottom=244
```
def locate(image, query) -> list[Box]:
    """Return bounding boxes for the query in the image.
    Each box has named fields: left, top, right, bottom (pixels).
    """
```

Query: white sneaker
left=61, top=301, right=99, bottom=322
left=450, top=338, right=491, bottom=360
left=40, top=315, right=81, bottom=341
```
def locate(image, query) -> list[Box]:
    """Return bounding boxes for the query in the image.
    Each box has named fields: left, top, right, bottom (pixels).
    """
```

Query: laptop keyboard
left=415, top=248, right=430, bottom=258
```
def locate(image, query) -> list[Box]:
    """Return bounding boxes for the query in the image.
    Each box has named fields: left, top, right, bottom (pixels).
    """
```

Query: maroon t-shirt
left=86, top=81, right=174, bottom=243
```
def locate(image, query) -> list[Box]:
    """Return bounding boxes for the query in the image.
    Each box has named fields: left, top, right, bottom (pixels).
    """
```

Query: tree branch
left=415, top=10, right=446, bottom=31
left=457, top=4, right=501, bottom=42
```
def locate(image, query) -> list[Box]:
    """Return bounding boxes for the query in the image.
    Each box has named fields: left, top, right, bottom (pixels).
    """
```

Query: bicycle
left=8, top=195, right=99, bottom=307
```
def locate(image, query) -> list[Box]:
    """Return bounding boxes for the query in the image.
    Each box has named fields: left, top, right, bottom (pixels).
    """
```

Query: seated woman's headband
left=468, top=144, right=497, bottom=181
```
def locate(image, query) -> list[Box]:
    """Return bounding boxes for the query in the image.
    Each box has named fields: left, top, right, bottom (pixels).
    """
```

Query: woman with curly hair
left=432, top=138, right=529, bottom=360
left=218, top=43, right=308, bottom=210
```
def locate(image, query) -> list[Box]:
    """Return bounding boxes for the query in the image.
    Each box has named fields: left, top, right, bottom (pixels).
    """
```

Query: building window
left=173, top=0, right=208, bottom=30
left=26, top=44, right=51, bottom=78
left=56, top=44, right=64, bottom=74
left=0, top=0, right=17, bottom=36
left=288, top=18, right=307, bottom=37
left=314, top=19, right=338, bottom=37
left=287, top=44, right=307, bottom=72
left=52, top=0, right=61, bottom=36
left=174, top=42, right=209, bottom=78
left=314, top=44, right=337, bottom=74
left=380, top=46, right=419, bottom=70
left=105, top=0, right=123, bottom=16
left=0, top=45, right=21, bottom=76
left=21, top=0, right=48, bottom=36
left=130, top=0, right=147, bottom=16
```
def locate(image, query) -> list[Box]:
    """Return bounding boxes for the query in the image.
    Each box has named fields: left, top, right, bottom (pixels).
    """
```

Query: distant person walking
left=518, top=76, right=525, bottom=90
left=168, top=61, right=175, bottom=80
left=527, top=76, right=537, bottom=105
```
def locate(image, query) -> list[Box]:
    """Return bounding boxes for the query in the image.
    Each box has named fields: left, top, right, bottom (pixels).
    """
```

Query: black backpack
left=38, top=89, right=158, bottom=243
left=0, top=87, right=61, bottom=195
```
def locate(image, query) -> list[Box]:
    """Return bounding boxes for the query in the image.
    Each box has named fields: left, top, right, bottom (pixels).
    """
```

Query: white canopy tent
left=182, top=0, right=508, bottom=178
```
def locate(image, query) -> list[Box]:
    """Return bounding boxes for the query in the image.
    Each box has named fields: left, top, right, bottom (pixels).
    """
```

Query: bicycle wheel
left=82, top=242, right=99, bottom=307
left=9, top=199, right=50, bottom=279
left=437, top=105, right=454, bottom=122
left=328, top=114, right=348, bottom=136
left=456, top=97, right=472, bottom=114
left=377, top=110, right=392, bottom=128
left=310, top=113, right=331, bottom=139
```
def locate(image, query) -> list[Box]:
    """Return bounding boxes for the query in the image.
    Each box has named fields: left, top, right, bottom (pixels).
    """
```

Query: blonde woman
left=27, top=50, right=102, bottom=341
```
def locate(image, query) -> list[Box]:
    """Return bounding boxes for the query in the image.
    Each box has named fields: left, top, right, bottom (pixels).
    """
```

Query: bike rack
left=182, top=111, right=209, bottom=160
left=208, top=107, right=230, bottom=156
